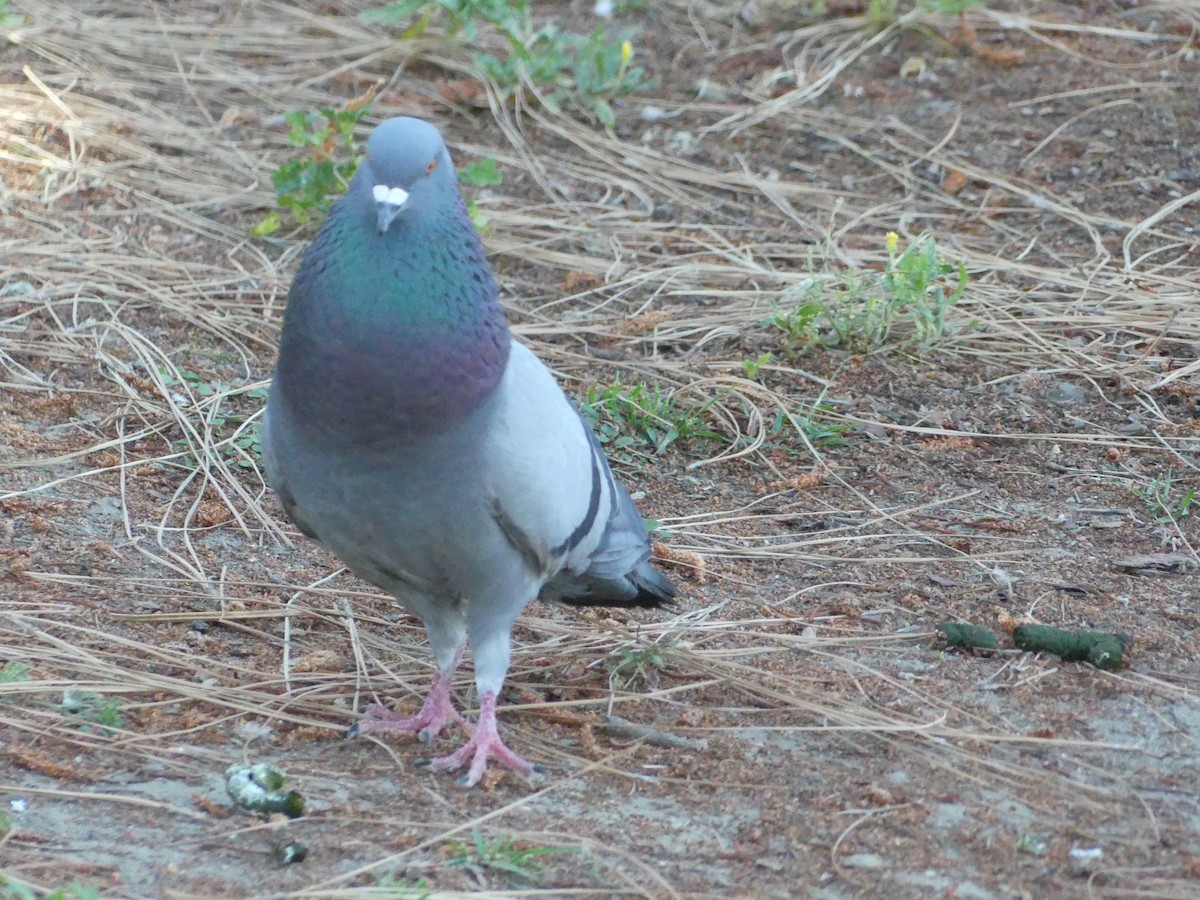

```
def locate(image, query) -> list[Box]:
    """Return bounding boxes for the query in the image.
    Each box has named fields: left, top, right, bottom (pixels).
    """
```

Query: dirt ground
left=2, top=1, right=1200, bottom=897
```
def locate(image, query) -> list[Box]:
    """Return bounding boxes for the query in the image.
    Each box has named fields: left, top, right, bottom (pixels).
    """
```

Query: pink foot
left=423, top=691, right=541, bottom=787
left=348, top=669, right=465, bottom=744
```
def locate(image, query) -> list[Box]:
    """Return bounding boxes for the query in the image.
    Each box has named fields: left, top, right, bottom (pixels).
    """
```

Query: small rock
left=1016, top=832, right=1047, bottom=856
left=842, top=852, right=889, bottom=869
left=1050, top=381, right=1086, bottom=404
left=695, top=78, right=728, bottom=102
left=1068, top=845, right=1103, bottom=875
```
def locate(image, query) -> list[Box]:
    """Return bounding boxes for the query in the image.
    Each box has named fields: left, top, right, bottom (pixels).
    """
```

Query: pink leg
left=349, top=667, right=466, bottom=744
left=424, top=691, right=540, bottom=787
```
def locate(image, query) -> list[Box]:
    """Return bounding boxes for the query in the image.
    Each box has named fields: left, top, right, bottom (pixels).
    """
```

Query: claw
left=349, top=673, right=464, bottom=741
left=424, top=691, right=538, bottom=787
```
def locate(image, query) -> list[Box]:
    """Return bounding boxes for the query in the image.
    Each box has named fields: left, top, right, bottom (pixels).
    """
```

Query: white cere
left=373, top=185, right=410, bottom=206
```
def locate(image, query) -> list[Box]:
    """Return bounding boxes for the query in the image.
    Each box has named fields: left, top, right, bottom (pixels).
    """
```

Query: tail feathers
left=545, top=559, right=676, bottom=610
left=627, top=560, right=677, bottom=606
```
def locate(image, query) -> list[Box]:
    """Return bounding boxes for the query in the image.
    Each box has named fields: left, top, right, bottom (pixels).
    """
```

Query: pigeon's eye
left=425, top=157, right=437, bottom=175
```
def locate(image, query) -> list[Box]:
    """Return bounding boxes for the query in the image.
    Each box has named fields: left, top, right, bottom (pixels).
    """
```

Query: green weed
left=483, top=25, right=653, bottom=127
left=741, top=351, right=773, bottom=380
left=0, top=661, right=30, bottom=685
left=607, top=641, right=671, bottom=690
left=581, top=382, right=722, bottom=456
left=920, top=0, right=987, bottom=12
left=0, top=880, right=101, bottom=900
left=459, top=157, right=502, bottom=230
left=769, top=299, right=823, bottom=354
left=255, top=106, right=372, bottom=235
left=723, top=399, right=849, bottom=459
left=61, top=689, right=124, bottom=736
left=768, top=233, right=966, bottom=354
left=0, top=1, right=24, bottom=29
left=363, top=1, right=654, bottom=127
left=364, top=0, right=528, bottom=41
left=867, top=0, right=899, bottom=21
left=868, top=0, right=986, bottom=22
left=449, top=830, right=560, bottom=886
left=162, top=369, right=267, bottom=469
left=561, top=28, right=650, bottom=127
left=771, top=406, right=849, bottom=449
left=1140, top=470, right=1195, bottom=522
left=258, top=105, right=502, bottom=234
left=459, top=158, right=503, bottom=187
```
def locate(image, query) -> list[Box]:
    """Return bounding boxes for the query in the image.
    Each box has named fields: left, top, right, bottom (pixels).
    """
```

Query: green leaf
left=460, top=157, right=502, bottom=187
left=590, top=97, right=615, bottom=127
left=0, top=661, right=29, bottom=683
left=466, top=199, right=490, bottom=232
left=400, top=9, right=433, bottom=39
left=252, top=211, right=282, bottom=237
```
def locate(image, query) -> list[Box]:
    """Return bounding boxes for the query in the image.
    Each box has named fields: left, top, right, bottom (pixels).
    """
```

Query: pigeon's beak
left=373, top=184, right=410, bottom=234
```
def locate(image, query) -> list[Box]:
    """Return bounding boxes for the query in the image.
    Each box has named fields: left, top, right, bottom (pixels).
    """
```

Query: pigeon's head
left=361, top=117, right=456, bottom=235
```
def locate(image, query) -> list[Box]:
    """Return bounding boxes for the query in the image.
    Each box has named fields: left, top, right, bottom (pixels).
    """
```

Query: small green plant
left=868, top=0, right=985, bottom=22
left=255, top=105, right=372, bottom=236
left=881, top=232, right=966, bottom=344
left=0, top=661, right=30, bottom=685
left=741, top=351, right=773, bottom=380
left=482, top=26, right=653, bottom=127
left=62, top=689, right=124, bottom=736
left=1140, top=470, right=1195, bottom=522
left=161, top=369, right=268, bottom=469
left=582, top=382, right=721, bottom=456
left=449, top=830, right=559, bottom=886
left=769, top=299, right=823, bottom=353
left=0, top=880, right=102, bottom=900
left=0, top=1, right=25, bottom=29
left=260, top=107, right=502, bottom=236
left=771, top=407, right=849, bottom=449
left=607, top=641, right=670, bottom=690
left=867, top=0, right=898, bottom=22
left=459, top=157, right=503, bottom=229
left=364, top=1, right=654, bottom=127
left=726, top=403, right=848, bottom=459
left=768, top=233, right=966, bottom=354
left=920, top=0, right=988, bottom=12
left=563, top=30, right=648, bottom=127
left=364, top=0, right=528, bottom=41
left=459, top=157, right=503, bottom=187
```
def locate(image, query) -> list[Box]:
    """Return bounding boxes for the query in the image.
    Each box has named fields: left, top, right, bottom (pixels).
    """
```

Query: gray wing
left=486, top=343, right=675, bottom=609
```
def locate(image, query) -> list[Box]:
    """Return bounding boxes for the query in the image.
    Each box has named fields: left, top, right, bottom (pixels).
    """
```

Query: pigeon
left=262, top=116, right=676, bottom=787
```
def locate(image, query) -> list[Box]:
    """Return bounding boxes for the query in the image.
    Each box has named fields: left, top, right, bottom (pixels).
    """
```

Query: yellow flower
left=620, top=41, right=633, bottom=65
left=886, top=231, right=899, bottom=253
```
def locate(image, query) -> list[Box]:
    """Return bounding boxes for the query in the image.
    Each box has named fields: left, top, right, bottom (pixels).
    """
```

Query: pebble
left=842, top=852, right=889, bottom=869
